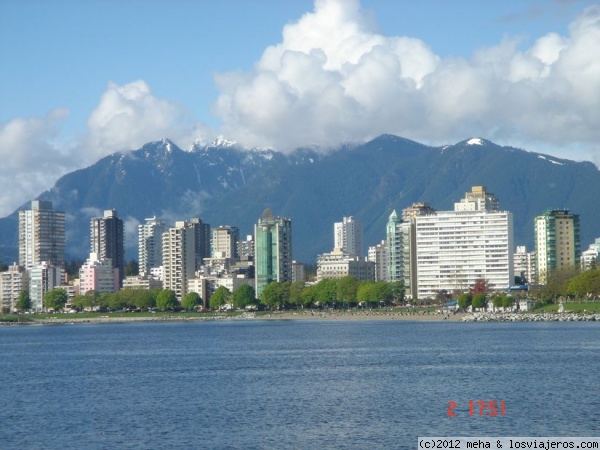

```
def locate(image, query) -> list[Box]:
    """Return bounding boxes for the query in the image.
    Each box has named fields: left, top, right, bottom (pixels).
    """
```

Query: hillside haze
left=1, top=135, right=599, bottom=264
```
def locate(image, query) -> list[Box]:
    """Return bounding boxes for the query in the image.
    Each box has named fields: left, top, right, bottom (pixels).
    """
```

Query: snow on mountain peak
left=466, top=138, right=484, bottom=146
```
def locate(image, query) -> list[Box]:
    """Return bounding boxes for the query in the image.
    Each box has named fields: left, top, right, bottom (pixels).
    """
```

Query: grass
left=533, top=302, right=600, bottom=313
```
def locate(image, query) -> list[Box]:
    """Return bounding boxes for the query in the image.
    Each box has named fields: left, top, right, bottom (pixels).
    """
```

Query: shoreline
left=1, top=310, right=465, bottom=326
left=3, top=310, right=599, bottom=326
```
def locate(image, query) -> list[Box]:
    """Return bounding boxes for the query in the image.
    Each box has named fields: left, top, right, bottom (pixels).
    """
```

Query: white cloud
left=86, top=80, right=211, bottom=161
left=213, top=0, right=600, bottom=162
left=0, top=81, right=213, bottom=217
left=0, top=109, right=72, bottom=215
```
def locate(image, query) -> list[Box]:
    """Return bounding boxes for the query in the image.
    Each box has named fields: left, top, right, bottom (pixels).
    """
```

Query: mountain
left=1, top=135, right=600, bottom=264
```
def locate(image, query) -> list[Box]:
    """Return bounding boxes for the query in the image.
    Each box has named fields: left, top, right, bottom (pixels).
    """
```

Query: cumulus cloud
left=86, top=80, right=211, bottom=161
left=213, top=0, right=600, bottom=162
left=0, top=81, right=212, bottom=217
left=0, top=109, right=72, bottom=215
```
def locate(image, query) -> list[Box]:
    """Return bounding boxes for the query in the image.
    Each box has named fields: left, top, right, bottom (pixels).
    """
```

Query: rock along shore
left=462, top=312, right=600, bottom=322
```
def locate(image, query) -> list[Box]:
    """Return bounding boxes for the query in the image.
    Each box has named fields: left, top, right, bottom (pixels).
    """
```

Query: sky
left=1, top=0, right=599, bottom=217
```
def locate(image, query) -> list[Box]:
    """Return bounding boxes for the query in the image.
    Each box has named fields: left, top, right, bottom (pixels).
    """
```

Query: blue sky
left=0, top=0, right=599, bottom=216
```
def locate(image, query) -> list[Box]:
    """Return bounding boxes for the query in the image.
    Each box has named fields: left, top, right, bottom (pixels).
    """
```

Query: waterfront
left=1, top=320, right=598, bottom=449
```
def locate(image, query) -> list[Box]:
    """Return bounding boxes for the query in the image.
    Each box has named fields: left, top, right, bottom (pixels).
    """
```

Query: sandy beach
left=1, top=309, right=466, bottom=325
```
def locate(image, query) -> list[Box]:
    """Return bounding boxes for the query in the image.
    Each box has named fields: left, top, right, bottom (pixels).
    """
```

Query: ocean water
left=0, top=320, right=598, bottom=449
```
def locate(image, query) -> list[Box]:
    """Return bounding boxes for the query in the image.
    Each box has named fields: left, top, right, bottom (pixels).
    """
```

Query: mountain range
left=1, top=134, right=599, bottom=264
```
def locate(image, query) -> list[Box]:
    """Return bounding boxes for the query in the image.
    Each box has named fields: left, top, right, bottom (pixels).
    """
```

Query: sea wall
left=462, top=312, right=600, bottom=322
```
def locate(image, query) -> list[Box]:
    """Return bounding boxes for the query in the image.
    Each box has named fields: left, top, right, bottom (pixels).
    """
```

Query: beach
left=0, top=309, right=465, bottom=325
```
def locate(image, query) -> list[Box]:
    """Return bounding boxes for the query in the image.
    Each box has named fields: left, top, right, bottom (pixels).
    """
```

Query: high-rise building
left=90, top=210, right=124, bottom=285
left=138, top=216, right=165, bottom=274
left=254, top=211, right=292, bottom=298
left=414, top=187, right=513, bottom=299
left=386, top=210, right=405, bottom=283
left=333, top=216, right=364, bottom=257
left=19, top=200, right=65, bottom=270
left=534, top=209, right=580, bottom=284
left=188, top=218, right=211, bottom=270
left=212, top=225, right=240, bottom=259
left=162, top=221, right=197, bottom=301
left=454, top=186, right=499, bottom=212
left=513, top=246, right=536, bottom=284
left=238, top=235, right=255, bottom=260
left=368, top=240, right=387, bottom=282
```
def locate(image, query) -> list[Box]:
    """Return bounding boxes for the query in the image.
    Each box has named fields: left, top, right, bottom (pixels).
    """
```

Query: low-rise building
left=316, top=249, right=375, bottom=282
left=79, top=253, right=120, bottom=296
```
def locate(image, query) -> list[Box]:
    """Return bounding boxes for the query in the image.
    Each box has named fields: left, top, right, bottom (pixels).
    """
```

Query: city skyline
left=1, top=0, right=600, bottom=218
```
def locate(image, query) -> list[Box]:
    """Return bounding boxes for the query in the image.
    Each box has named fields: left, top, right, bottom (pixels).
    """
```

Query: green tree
left=209, top=286, right=231, bottom=309
left=261, top=282, right=288, bottom=309
left=501, top=296, right=515, bottom=309
left=566, top=269, right=600, bottom=299
left=288, top=281, right=305, bottom=308
left=132, top=290, right=157, bottom=310
left=390, top=281, right=406, bottom=305
left=44, top=288, right=68, bottom=311
left=300, top=284, right=318, bottom=308
left=374, top=281, right=393, bottom=306
left=71, top=294, right=86, bottom=312
left=97, top=292, right=112, bottom=311
left=182, top=292, right=202, bottom=310
left=314, top=279, right=337, bottom=307
left=156, top=289, right=179, bottom=311
left=15, top=290, right=32, bottom=312
left=472, top=293, right=487, bottom=310
left=336, top=276, right=359, bottom=307
left=492, top=295, right=504, bottom=309
left=357, top=281, right=376, bottom=305
left=457, top=293, right=472, bottom=311
left=542, top=266, right=580, bottom=299
left=232, top=285, right=256, bottom=308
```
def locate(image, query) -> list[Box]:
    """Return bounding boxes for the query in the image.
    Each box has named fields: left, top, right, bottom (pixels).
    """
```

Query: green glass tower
left=254, top=210, right=292, bottom=298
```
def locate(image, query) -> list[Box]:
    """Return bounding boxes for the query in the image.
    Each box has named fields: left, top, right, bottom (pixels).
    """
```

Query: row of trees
left=258, top=278, right=405, bottom=310
left=457, top=292, right=516, bottom=311
left=13, top=267, right=600, bottom=314
left=14, top=277, right=405, bottom=313
left=535, top=267, right=600, bottom=301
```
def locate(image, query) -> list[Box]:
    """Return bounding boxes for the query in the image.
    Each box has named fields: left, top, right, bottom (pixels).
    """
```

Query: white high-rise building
left=368, top=240, right=387, bottom=282
left=334, top=216, right=364, bottom=258
left=162, top=221, right=197, bottom=301
left=414, top=187, right=513, bottom=299
left=211, top=225, right=240, bottom=259
left=416, top=211, right=514, bottom=299
left=19, top=200, right=65, bottom=271
left=138, top=216, right=165, bottom=274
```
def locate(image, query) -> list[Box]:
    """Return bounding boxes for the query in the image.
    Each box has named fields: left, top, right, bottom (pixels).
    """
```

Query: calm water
left=0, top=320, right=599, bottom=449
